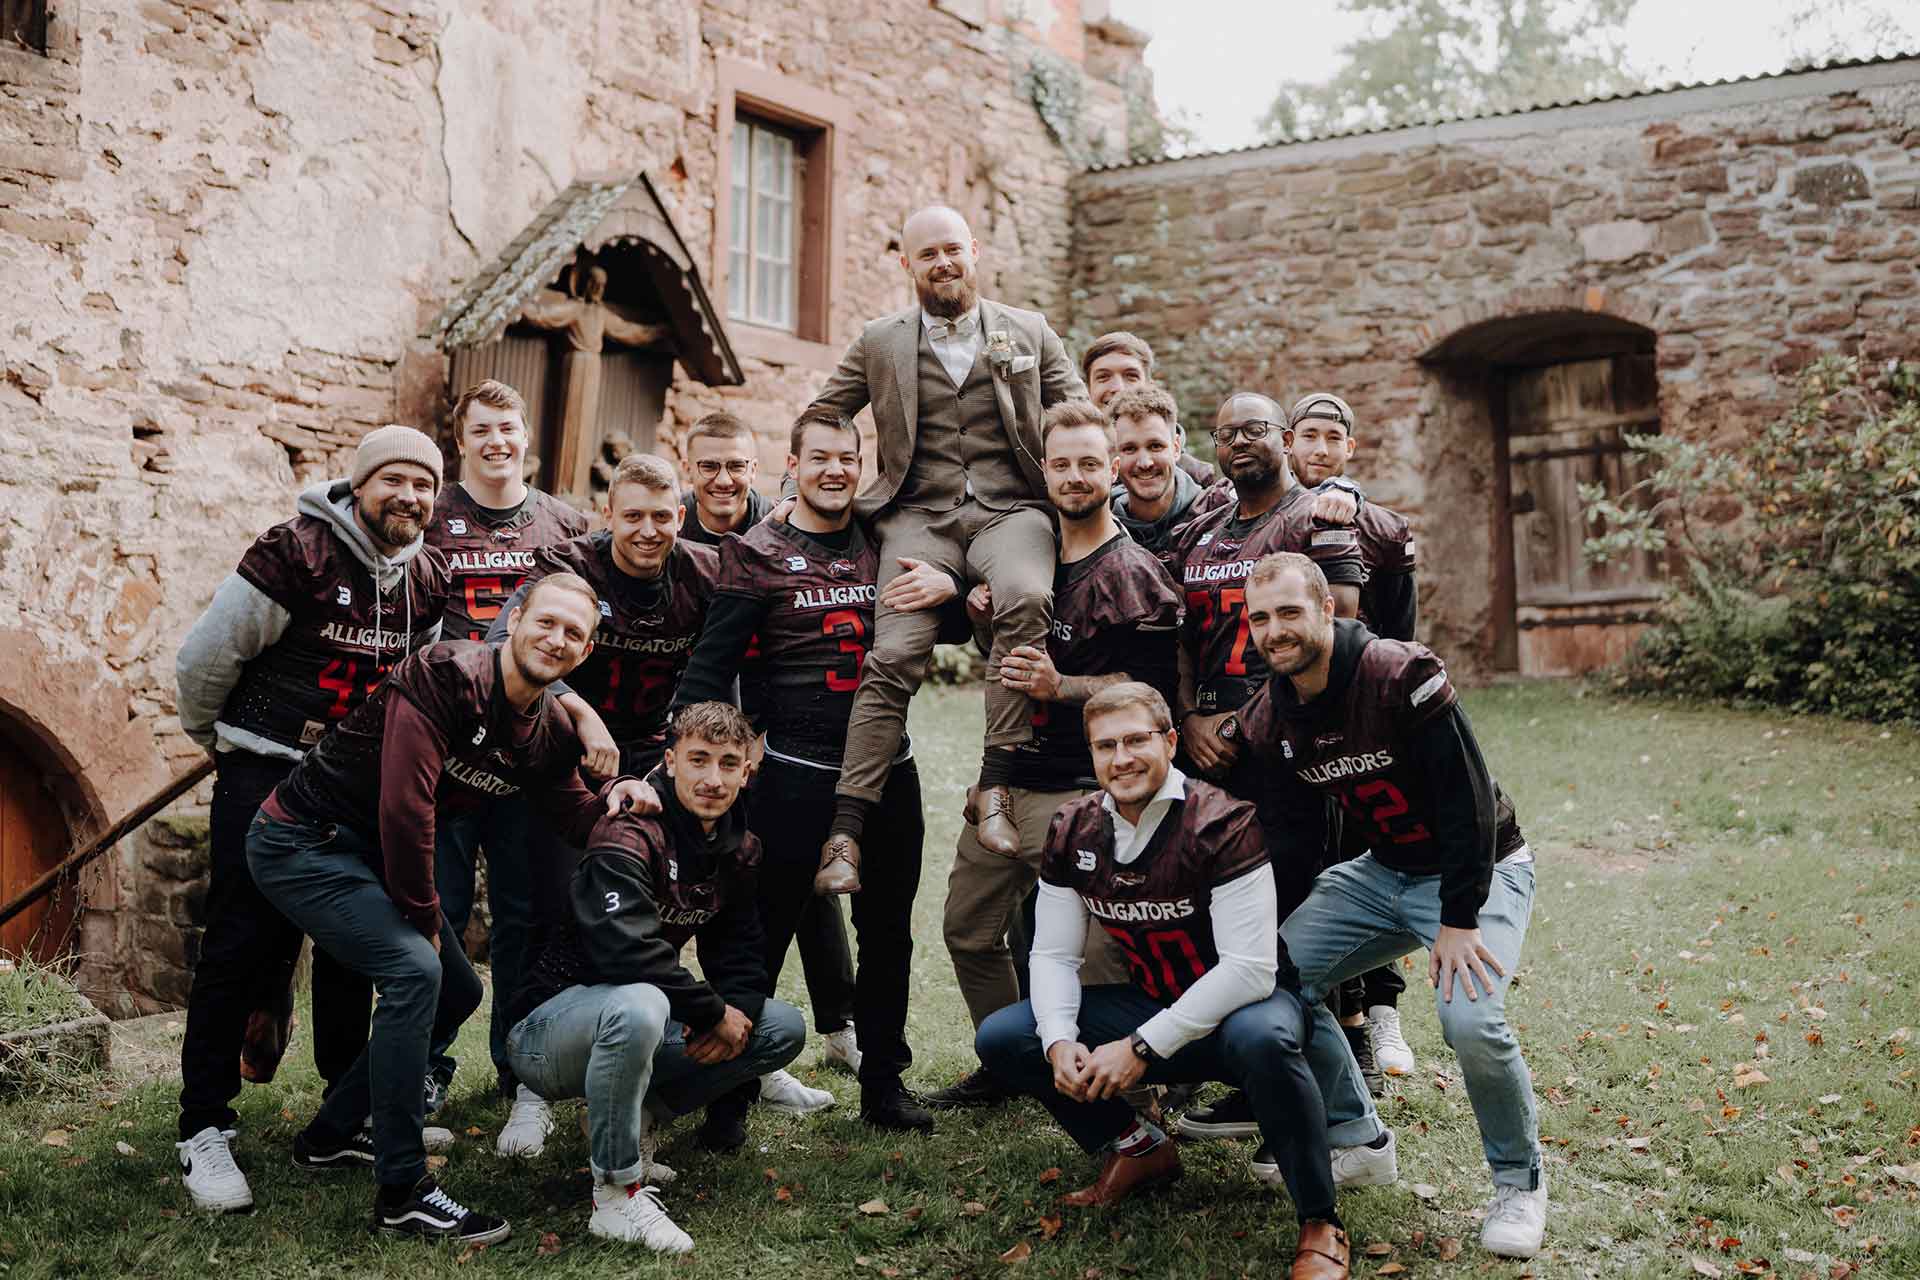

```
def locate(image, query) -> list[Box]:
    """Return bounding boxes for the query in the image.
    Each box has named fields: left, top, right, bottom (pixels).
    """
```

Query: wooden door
left=1503, top=354, right=1663, bottom=675
left=595, top=348, right=669, bottom=458
left=0, top=740, right=74, bottom=963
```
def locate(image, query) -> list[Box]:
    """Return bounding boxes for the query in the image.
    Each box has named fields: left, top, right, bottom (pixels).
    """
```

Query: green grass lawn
left=2, top=683, right=1916, bottom=1278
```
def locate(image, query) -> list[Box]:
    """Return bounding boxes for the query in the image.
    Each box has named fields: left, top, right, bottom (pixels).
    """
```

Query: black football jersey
left=1041, top=779, right=1269, bottom=1004
left=427, top=486, right=589, bottom=641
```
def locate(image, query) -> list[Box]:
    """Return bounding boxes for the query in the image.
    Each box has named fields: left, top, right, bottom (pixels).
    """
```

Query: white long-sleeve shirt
left=1030, top=768, right=1280, bottom=1057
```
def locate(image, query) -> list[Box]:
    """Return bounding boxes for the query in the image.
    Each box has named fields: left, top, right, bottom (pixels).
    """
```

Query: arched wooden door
left=0, top=739, right=74, bottom=963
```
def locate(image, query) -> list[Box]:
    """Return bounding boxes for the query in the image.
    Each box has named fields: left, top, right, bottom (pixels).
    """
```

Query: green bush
left=1582, top=355, right=1920, bottom=722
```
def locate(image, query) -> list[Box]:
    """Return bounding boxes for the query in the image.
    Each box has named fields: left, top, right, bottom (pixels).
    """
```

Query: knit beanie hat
left=351, top=424, right=444, bottom=491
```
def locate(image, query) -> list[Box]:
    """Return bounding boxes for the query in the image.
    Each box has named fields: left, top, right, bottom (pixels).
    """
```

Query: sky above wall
left=1109, top=0, right=1918, bottom=152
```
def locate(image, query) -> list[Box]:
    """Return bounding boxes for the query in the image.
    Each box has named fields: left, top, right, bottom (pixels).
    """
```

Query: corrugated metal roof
left=1090, top=48, right=1920, bottom=173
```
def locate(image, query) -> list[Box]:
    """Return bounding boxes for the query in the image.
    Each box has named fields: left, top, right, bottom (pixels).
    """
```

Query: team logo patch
left=1403, top=538, right=1417, bottom=561
left=599, top=600, right=613, bottom=617
left=668, top=858, right=679, bottom=880
left=1215, top=540, right=1242, bottom=557
left=1314, top=732, right=1344, bottom=751
left=1113, top=871, right=1148, bottom=888
left=1075, top=848, right=1097, bottom=872
left=828, top=558, right=858, bottom=579
left=335, top=585, right=352, bottom=606
left=1281, top=740, right=1294, bottom=759
left=1410, top=670, right=1448, bottom=707
left=470, top=726, right=487, bottom=746
left=447, top=518, right=467, bottom=535
left=1311, top=529, right=1357, bottom=547
left=1197, top=533, right=1213, bottom=545
left=785, top=555, right=808, bottom=572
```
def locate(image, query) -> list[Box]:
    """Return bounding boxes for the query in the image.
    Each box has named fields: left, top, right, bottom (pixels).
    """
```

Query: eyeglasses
left=1210, top=419, right=1279, bottom=446
left=1089, top=729, right=1168, bottom=755
left=694, top=460, right=754, bottom=478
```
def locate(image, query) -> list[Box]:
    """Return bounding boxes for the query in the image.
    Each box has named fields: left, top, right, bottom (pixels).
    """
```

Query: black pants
left=177, top=752, right=372, bottom=1140
left=752, top=754, right=922, bottom=1087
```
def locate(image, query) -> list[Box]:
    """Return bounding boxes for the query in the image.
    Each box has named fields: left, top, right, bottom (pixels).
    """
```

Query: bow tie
left=930, top=315, right=977, bottom=340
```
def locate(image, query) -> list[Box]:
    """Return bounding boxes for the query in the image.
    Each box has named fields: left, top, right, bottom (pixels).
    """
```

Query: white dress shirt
left=1031, top=767, right=1280, bottom=1057
left=921, top=305, right=982, bottom=387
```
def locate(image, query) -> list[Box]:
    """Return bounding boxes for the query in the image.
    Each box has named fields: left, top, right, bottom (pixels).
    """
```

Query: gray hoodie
left=175, top=479, right=441, bottom=760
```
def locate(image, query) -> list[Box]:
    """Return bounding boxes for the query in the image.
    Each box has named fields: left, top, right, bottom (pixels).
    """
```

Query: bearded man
left=804, top=204, right=1086, bottom=889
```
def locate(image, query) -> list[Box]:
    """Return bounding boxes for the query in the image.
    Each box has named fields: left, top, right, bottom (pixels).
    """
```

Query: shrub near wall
left=1583, top=355, right=1920, bottom=721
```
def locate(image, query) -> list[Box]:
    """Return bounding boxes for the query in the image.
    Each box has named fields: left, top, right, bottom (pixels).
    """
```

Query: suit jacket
left=808, top=298, right=1087, bottom=519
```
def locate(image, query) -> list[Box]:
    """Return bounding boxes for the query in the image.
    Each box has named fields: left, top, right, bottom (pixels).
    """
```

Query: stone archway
left=1415, top=287, right=1662, bottom=673
left=0, top=624, right=171, bottom=970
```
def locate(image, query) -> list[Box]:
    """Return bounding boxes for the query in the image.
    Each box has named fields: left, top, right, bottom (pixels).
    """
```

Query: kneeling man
left=506, top=701, right=805, bottom=1254
left=975, top=683, right=1350, bottom=1280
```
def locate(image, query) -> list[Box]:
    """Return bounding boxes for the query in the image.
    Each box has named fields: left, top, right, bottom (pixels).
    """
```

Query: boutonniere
left=986, top=329, right=1017, bottom=375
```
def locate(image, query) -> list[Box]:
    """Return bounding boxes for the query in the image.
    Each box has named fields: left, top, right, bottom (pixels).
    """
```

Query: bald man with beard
left=805, top=205, right=1086, bottom=894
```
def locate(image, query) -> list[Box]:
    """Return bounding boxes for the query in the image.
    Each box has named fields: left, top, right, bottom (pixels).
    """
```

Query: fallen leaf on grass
left=40, top=1131, right=68, bottom=1148
left=1038, top=1214, right=1062, bottom=1239
left=1362, top=1242, right=1393, bottom=1257
left=426, top=1154, right=447, bottom=1169
left=1819, top=1094, right=1844, bottom=1105
left=881, top=1269, right=902, bottom=1278
left=1826, top=1206, right=1858, bottom=1227
left=858, top=1199, right=890, bottom=1216
left=1883, top=1164, right=1920, bottom=1186
left=905, top=1206, right=923, bottom=1221
left=962, top=1201, right=988, bottom=1216
left=465, top=1126, right=484, bottom=1137
left=1436, top=1237, right=1462, bottom=1261
left=536, top=1233, right=562, bottom=1257
left=1378, top=1266, right=1407, bottom=1276
left=1038, top=1167, right=1061, bottom=1184
left=1411, top=1183, right=1439, bottom=1200
left=1692, top=1260, right=1723, bottom=1278
left=774, top=1186, right=793, bottom=1202
left=1732, top=1063, right=1770, bottom=1088
left=1000, top=1241, right=1032, bottom=1264
left=114, top=1141, right=136, bottom=1157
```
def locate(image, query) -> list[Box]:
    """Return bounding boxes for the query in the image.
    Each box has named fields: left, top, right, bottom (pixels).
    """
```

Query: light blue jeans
left=1282, top=850, right=1541, bottom=1189
left=505, top=984, right=804, bottom=1183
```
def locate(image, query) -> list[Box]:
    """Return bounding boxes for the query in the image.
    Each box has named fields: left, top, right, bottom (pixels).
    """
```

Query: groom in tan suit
left=809, top=205, right=1085, bottom=893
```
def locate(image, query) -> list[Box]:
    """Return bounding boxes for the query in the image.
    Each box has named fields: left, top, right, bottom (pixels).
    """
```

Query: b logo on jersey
left=1281, top=740, right=1294, bottom=759
left=828, top=558, right=858, bottom=579
left=786, top=555, right=808, bottom=572
left=668, top=858, right=679, bottom=880
left=335, top=585, right=352, bottom=606
left=448, top=518, right=468, bottom=534
left=1076, top=848, right=1098, bottom=871
left=599, top=600, right=613, bottom=617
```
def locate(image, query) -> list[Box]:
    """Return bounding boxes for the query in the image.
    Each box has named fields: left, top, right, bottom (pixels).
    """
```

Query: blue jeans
left=507, top=986, right=804, bottom=1183
left=1281, top=850, right=1541, bottom=1189
left=976, top=985, right=1337, bottom=1222
left=245, top=814, right=484, bottom=1186
left=429, top=797, right=536, bottom=1087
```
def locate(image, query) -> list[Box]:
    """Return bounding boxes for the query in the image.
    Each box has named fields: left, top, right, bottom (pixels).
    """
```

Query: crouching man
left=244, top=573, right=654, bottom=1246
left=975, top=683, right=1351, bottom=1280
left=504, top=701, right=806, bottom=1255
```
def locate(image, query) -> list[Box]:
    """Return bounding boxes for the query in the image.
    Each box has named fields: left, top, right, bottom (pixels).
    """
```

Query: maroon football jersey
left=1040, top=778, right=1269, bottom=1004
left=529, top=533, right=719, bottom=756
left=1353, top=502, right=1417, bottom=642
left=427, top=485, right=589, bottom=641
left=576, top=807, right=762, bottom=950
left=1237, top=633, right=1524, bottom=867
left=224, top=515, right=449, bottom=752
left=1017, top=532, right=1183, bottom=790
left=1170, top=484, right=1365, bottom=715
left=716, top=520, right=878, bottom=762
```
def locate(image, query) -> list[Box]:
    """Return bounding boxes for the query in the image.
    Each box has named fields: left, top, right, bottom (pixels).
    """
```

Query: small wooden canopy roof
left=431, top=172, right=744, bottom=387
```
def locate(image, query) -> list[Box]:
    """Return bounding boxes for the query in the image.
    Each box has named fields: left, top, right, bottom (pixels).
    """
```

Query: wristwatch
left=1128, top=1032, right=1158, bottom=1063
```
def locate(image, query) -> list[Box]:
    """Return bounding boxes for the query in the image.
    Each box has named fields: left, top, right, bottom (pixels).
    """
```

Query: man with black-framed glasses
left=678, top=412, right=772, bottom=545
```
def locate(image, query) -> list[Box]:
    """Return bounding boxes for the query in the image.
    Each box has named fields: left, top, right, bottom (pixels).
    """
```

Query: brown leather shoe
left=1290, top=1220, right=1351, bottom=1280
left=974, top=784, right=1020, bottom=857
left=1059, top=1140, right=1181, bottom=1207
left=815, top=832, right=862, bottom=895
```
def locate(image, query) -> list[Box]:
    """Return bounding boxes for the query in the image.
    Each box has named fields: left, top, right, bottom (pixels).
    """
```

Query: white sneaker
left=589, top=1182, right=693, bottom=1253
left=177, top=1126, right=254, bottom=1213
left=759, top=1068, right=837, bottom=1114
left=1330, top=1128, right=1398, bottom=1189
left=496, top=1084, right=555, bottom=1158
left=639, top=1110, right=677, bottom=1184
left=1480, top=1177, right=1548, bottom=1258
left=821, top=1024, right=862, bottom=1074
left=1368, top=1005, right=1416, bottom=1076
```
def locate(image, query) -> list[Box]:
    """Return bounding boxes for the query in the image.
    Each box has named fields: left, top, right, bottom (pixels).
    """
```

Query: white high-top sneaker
left=820, top=1024, right=862, bottom=1074
left=1329, top=1128, right=1399, bottom=1189
left=496, top=1084, right=555, bottom=1158
left=176, top=1126, right=254, bottom=1213
left=639, top=1108, right=677, bottom=1184
left=759, top=1068, right=836, bottom=1114
left=589, top=1182, right=693, bottom=1254
left=1480, top=1175, right=1548, bottom=1258
left=1367, top=1005, right=1416, bottom=1076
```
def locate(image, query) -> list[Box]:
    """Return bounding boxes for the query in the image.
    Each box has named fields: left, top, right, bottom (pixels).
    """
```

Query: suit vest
left=897, top=324, right=1028, bottom=510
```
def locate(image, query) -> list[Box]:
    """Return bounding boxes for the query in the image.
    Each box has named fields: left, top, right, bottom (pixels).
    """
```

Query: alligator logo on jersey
left=1314, top=732, right=1344, bottom=751
left=792, top=584, right=877, bottom=610
left=1084, top=895, right=1196, bottom=923
left=1297, top=749, right=1396, bottom=785
left=335, top=585, right=352, bottom=606
left=828, top=558, right=859, bottom=579
left=1112, top=870, right=1148, bottom=888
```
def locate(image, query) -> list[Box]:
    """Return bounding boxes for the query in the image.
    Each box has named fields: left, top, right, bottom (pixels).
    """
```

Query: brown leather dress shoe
left=1059, top=1140, right=1181, bottom=1207
left=974, top=784, right=1020, bottom=857
left=815, top=833, right=862, bottom=895
left=1290, top=1220, right=1351, bottom=1280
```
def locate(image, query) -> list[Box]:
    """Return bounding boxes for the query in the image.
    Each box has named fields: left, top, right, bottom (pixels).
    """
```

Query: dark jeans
left=246, top=814, right=484, bottom=1186
left=745, top=761, right=855, bottom=1035
left=1338, top=964, right=1407, bottom=1018
left=976, top=984, right=1336, bottom=1223
left=428, top=796, right=536, bottom=1087
left=176, top=753, right=371, bottom=1141
left=752, top=754, right=922, bottom=1087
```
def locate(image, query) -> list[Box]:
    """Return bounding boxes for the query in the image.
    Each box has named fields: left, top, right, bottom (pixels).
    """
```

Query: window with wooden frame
left=715, top=59, right=845, bottom=362
left=2, top=0, right=49, bottom=54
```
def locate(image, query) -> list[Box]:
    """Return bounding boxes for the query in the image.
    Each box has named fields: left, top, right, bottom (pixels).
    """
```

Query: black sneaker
left=696, top=1095, right=751, bottom=1153
left=1174, top=1088, right=1258, bottom=1139
left=1344, top=1023, right=1386, bottom=1099
left=922, top=1068, right=1017, bottom=1110
left=292, top=1126, right=374, bottom=1173
left=860, top=1081, right=936, bottom=1133
left=373, top=1176, right=511, bottom=1245
left=423, top=1070, right=453, bottom=1119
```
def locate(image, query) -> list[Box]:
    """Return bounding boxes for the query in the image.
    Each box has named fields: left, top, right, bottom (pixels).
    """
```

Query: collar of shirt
left=1102, top=765, right=1187, bottom=865
left=920, top=304, right=981, bottom=340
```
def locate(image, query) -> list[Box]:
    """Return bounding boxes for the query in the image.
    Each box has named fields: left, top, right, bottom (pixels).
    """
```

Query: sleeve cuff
left=1439, top=899, right=1481, bottom=930
left=1035, top=1019, right=1079, bottom=1053
left=405, top=905, right=440, bottom=939
left=1135, top=1012, right=1185, bottom=1058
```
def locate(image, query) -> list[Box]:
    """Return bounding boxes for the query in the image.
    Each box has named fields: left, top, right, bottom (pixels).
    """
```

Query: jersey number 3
left=823, top=608, right=869, bottom=692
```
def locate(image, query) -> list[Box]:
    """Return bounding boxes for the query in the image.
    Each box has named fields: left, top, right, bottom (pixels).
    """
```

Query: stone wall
left=0, top=0, right=1135, bottom=1011
left=1069, top=58, right=1920, bottom=668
